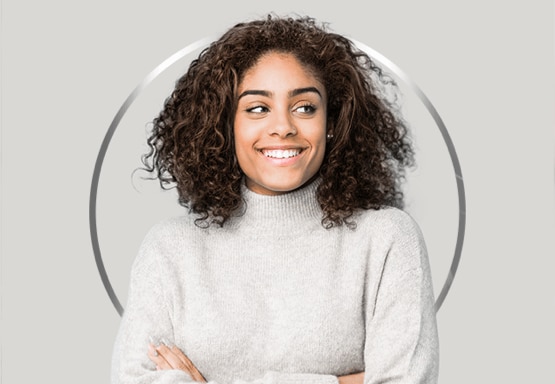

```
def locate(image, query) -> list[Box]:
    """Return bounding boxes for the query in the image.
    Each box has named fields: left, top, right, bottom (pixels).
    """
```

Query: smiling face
left=233, top=52, right=328, bottom=196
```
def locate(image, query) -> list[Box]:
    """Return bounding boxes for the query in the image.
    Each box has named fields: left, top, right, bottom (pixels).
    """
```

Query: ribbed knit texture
left=112, top=180, right=439, bottom=384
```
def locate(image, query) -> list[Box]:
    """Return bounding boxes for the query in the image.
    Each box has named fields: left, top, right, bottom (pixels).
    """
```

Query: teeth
left=262, top=149, right=301, bottom=159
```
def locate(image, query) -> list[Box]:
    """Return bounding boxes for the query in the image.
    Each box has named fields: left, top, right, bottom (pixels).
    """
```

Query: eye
left=246, top=105, right=269, bottom=114
left=294, top=104, right=316, bottom=115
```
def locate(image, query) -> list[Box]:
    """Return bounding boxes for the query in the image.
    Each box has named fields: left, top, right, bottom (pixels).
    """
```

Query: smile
left=261, top=149, right=303, bottom=159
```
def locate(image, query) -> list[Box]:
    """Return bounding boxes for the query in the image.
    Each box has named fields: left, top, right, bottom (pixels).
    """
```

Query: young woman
left=112, top=15, right=439, bottom=384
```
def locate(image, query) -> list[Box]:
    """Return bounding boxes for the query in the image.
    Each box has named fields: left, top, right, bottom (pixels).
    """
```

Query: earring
left=327, top=133, right=334, bottom=139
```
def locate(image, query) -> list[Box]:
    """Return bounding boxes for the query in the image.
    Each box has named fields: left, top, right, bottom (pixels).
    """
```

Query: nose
left=268, top=108, right=297, bottom=138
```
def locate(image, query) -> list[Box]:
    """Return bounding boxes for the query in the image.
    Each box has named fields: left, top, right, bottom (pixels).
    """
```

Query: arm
left=362, top=211, right=439, bottom=384
left=112, top=224, right=341, bottom=384
left=111, top=227, right=194, bottom=384
left=149, top=343, right=360, bottom=384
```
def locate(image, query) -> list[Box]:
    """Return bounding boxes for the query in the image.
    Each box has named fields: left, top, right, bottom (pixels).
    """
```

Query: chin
left=268, top=177, right=314, bottom=194
left=246, top=177, right=308, bottom=196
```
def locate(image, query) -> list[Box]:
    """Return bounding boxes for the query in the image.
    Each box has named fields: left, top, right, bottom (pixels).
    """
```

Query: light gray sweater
left=112, top=181, right=439, bottom=384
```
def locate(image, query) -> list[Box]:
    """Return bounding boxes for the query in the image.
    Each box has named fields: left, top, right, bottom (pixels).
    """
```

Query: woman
left=112, top=15, right=439, bottom=384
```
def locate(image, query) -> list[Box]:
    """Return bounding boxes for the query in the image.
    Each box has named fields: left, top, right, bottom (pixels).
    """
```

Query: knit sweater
left=112, top=180, right=439, bottom=384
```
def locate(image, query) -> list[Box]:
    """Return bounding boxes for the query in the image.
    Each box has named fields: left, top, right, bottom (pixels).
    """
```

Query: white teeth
left=262, top=149, right=301, bottom=159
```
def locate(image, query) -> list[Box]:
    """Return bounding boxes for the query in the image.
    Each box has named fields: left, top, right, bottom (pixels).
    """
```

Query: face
left=233, top=52, right=328, bottom=196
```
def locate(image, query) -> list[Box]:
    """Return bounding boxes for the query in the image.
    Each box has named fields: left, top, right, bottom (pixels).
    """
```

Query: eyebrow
left=237, top=86, right=322, bottom=100
left=289, top=87, right=322, bottom=98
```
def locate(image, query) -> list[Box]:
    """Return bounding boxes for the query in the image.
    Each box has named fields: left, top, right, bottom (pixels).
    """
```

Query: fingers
left=156, top=344, right=189, bottom=371
left=147, top=343, right=206, bottom=383
left=147, top=343, right=171, bottom=370
left=169, top=346, right=206, bottom=382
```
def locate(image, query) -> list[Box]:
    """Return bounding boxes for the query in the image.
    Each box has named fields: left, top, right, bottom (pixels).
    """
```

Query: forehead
left=239, top=52, right=323, bottom=89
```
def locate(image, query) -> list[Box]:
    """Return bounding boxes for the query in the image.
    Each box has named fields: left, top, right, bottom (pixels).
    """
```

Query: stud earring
left=326, top=133, right=334, bottom=139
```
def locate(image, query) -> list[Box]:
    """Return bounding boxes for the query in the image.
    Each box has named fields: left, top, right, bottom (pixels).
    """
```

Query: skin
left=148, top=52, right=364, bottom=384
left=148, top=343, right=206, bottom=382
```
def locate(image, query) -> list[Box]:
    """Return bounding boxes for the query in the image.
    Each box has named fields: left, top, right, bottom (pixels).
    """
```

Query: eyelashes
left=246, top=105, right=269, bottom=114
left=295, top=104, right=316, bottom=114
left=245, top=103, right=317, bottom=115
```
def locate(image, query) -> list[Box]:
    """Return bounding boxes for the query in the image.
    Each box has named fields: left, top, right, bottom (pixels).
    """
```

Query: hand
left=337, top=372, right=364, bottom=384
left=148, top=343, right=207, bottom=383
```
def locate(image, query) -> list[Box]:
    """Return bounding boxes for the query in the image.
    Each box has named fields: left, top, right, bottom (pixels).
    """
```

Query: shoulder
left=356, top=207, right=428, bottom=270
left=133, top=215, right=204, bottom=267
left=356, top=206, right=424, bottom=241
left=141, top=215, right=203, bottom=247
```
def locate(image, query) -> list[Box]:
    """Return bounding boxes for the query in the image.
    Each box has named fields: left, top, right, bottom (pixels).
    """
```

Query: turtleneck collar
left=227, top=178, right=324, bottom=231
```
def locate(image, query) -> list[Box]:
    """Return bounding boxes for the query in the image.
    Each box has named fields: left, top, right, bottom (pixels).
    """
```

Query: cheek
left=314, top=139, right=327, bottom=167
left=232, top=125, right=252, bottom=171
left=232, top=116, right=244, bottom=153
left=313, top=121, right=328, bottom=154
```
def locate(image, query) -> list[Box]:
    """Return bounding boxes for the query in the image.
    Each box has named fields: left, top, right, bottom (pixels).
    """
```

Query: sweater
left=112, top=180, right=439, bottom=384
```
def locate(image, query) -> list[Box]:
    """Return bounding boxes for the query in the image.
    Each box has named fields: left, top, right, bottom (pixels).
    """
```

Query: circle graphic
left=90, top=37, right=465, bottom=316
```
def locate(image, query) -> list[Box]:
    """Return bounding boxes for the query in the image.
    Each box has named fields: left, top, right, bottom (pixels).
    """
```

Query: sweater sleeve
left=362, top=211, right=439, bottom=384
left=111, top=225, right=194, bottom=384
left=111, top=224, right=340, bottom=384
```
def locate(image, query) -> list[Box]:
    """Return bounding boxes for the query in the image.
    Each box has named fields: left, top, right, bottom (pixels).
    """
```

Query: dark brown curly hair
left=143, top=15, right=414, bottom=228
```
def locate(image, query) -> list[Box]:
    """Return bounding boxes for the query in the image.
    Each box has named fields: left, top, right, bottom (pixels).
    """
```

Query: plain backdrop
left=1, top=1, right=554, bottom=383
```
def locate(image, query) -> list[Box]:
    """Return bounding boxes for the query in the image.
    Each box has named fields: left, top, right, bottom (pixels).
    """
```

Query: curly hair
left=143, top=15, right=414, bottom=228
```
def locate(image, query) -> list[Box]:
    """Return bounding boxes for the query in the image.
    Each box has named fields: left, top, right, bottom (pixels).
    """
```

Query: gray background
left=1, top=1, right=554, bottom=383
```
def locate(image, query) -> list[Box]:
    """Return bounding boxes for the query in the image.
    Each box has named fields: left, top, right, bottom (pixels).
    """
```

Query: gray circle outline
left=89, top=38, right=212, bottom=316
left=352, top=40, right=466, bottom=312
left=90, top=37, right=465, bottom=316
